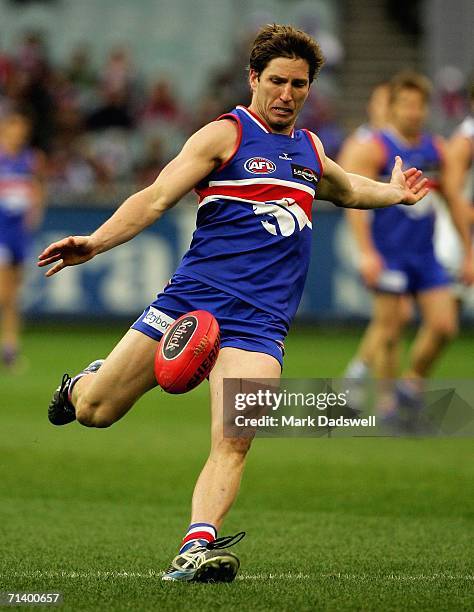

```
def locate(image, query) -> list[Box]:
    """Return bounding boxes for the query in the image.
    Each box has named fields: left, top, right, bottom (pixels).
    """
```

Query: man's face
left=389, top=88, right=428, bottom=137
left=249, top=56, right=311, bottom=133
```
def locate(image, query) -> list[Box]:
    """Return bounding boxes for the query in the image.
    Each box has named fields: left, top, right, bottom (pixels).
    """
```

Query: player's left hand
left=390, top=156, right=429, bottom=205
left=37, top=235, right=97, bottom=277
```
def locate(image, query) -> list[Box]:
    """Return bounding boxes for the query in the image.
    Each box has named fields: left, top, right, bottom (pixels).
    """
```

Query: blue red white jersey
left=370, top=129, right=442, bottom=254
left=175, top=105, right=323, bottom=325
left=0, top=147, right=37, bottom=221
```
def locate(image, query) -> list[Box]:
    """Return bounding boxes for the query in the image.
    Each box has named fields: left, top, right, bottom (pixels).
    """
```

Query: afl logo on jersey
left=244, top=157, right=276, bottom=174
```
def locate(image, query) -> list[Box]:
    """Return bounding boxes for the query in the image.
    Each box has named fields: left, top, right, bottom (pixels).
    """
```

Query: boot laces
left=206, top=531, right=246, bottom=550
left=59, top=373, right=72, bottom=398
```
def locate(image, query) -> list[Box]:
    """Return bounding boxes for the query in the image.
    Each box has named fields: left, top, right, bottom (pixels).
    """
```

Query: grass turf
left=0, top=326, right=473, bottom=611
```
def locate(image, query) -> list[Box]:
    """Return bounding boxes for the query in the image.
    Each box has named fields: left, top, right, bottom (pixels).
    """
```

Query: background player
left=435, top=81, right=474, bottom=299
left=37, top=25, right=428, bottom=582
left=341, top=71, right=473, bottom=412
left=0, top=106, right=45, bottom=370
left=338, top=81, right=401, bottom=382
left=350, top=81, right=391, bottom=142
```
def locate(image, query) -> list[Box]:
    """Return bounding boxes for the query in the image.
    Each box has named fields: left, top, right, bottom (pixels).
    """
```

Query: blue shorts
left=131, top=274, right=288, bottom=367
left=0, top=222, right=28, bottom=266
left=375, top=250, right=450, bottom=295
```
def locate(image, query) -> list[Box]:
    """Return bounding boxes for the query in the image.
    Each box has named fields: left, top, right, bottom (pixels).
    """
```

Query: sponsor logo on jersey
left=291, top=164, right=319, bottom=184
left=278, top=152, right=293, bottom=160
left=244, top=157, right=276, bottom=174
left=143, top=307, right=175, bottom=333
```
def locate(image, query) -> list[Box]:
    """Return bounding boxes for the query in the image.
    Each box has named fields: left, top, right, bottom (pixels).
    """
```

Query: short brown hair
left=249, top=24, right=325, bottom=84
left=389, top=71, right=432, bottom=104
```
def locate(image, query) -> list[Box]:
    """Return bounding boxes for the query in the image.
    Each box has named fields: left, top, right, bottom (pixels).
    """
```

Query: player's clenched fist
left=37, top=235, right=97, bottom=277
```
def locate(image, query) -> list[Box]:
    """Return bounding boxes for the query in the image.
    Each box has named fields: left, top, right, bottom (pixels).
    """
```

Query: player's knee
left=430, top=318, right=458, bottom=342
left=378, top=326, right=401, bottom=350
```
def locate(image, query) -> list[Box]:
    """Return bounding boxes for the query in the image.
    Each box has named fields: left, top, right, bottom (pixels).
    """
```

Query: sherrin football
left=154, top=310, right=221, bottom=394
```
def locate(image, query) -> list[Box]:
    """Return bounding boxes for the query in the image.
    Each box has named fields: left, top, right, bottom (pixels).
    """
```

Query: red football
left=154, top=310, right=220, bottom=394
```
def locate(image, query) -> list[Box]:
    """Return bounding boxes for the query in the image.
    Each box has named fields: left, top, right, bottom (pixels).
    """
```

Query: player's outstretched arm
left=38, top=120, right=239, bottom=276
left=319, top=155, right=428, bottom=209
left=311, top=132, right=428, bottom=209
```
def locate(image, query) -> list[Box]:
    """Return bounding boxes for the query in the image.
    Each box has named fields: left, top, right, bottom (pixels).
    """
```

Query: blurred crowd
left=0, top=31, right=471, bottom=200
left=0, top=29, right=346, bottom=199
left=0, top=32, right=192, bottom=197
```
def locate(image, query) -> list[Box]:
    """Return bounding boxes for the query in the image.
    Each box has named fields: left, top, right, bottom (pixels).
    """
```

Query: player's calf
left=75, top=397, right=119, bottom=429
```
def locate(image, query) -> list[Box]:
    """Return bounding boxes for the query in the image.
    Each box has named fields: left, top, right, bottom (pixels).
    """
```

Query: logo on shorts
left=244, top=157, right=276, bottom=174
left=143, top=307, right=175, bottom=333
left=291, top=164, right=319, bottom=184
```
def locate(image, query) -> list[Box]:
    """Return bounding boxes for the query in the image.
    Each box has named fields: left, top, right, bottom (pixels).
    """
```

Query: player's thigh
left=416, top=287, right=458, bottom=334
left=208, top=347, right=281, bottom=442
left=373, top=292, right=406, bottom=330
left=399, top=295, right=414, bottom=326
left=82, top=329, right=159, bottom=416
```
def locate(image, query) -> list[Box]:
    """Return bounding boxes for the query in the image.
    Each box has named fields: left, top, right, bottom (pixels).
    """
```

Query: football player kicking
left=38, top=25, right=429, bottom=583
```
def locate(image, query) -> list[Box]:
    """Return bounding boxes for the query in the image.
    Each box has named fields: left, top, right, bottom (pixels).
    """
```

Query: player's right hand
left=37, top=235, right=97, bottom=277
left=359, top=250, right=384, bottom=287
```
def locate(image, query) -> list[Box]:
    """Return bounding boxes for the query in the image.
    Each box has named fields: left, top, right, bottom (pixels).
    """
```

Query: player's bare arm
left=315, top=135, right=428, bottom=209
left=439, top=135, right=474, bottom=284
left=444, top=132, right=473, bottom=203
left=37, top=119, right=239, bottom=277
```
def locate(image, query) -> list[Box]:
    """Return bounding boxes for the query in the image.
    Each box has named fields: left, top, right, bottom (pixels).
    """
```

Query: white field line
left=0, top=571, right=472, bottom=581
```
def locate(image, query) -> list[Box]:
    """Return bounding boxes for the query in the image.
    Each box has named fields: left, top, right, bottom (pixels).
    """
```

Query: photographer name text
left=234, top=415, right=376, bottom=428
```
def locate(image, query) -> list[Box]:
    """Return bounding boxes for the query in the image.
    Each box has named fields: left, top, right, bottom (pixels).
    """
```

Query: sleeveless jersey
left=175, top=105, right=323, bottom=324
left=371, top=129, right=442, bottom=254
left=0, top=147, right=37, bottom=221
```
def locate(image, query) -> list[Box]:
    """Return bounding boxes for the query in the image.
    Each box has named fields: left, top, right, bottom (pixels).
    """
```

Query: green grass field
left=1, top=326, right=473, bottom=611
